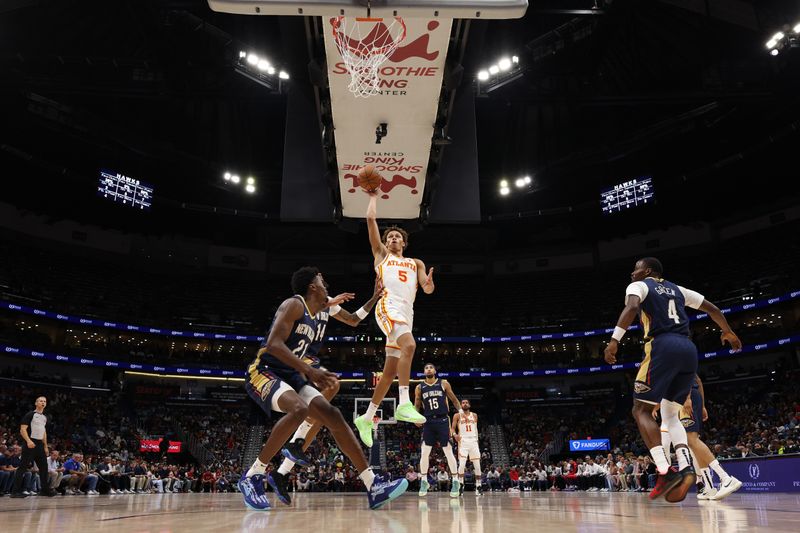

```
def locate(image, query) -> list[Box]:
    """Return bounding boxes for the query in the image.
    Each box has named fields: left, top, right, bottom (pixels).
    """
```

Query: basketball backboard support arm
left=208, top=1, right=528, bottom=20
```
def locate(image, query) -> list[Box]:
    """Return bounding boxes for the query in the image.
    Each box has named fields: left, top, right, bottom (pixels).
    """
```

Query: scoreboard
left=98, top=170, right=153, bottom=210
left=600, top=176, right=654, bottom=215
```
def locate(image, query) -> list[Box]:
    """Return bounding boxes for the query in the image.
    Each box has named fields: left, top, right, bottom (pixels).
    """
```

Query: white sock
left=650, top=446, right=670, bottom=475
left=364, top=402, right=379, bottom=420
left=291, top=421, right=313, bottom=443
left=660, top=423, right=672, bottom=456
left=420, top=444, right=432, bottom=475
left=473, top=460, right=482, bottom=486
left=246, top=459, right=268, bottom=477
left=701, top=468, right=714, bottom=488
left=709, top=460, right=730, bottom=483
left=661, top=399, right=691, bottom=470
left=359, top=468, right=375, bottom=490
left=689, top=449, right=701, bottom=484
left=278, top=458, right=295, bottom=475
left=399, top=385, right=410, bottom=405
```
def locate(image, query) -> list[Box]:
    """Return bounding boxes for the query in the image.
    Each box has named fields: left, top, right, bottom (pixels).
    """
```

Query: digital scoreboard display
left=600, top=176, right=654, bottom=215
left=98, top=170, right=153, bottom=210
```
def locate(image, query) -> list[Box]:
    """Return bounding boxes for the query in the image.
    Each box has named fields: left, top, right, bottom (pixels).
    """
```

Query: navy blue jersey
left=250, top=296, right=322, bottom=373
left=627, top=278, right=704, bottom=340
left=420, top=379, right=448, bottom=418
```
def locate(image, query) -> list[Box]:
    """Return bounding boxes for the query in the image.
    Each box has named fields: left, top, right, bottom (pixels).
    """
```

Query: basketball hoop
left=332, top=16, right=407, bottom=98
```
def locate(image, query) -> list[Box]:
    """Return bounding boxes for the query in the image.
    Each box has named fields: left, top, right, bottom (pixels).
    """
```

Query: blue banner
left=719, top=455, right=800, bottom=493
left=2, top=333, right=798, bottom=379
left=2, top=289, right=797, bottom=344
left=569, top=439, right=611, bottom=452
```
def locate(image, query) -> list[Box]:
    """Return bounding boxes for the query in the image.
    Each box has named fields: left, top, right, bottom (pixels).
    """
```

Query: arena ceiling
left=0, top=0, right=798, bottom=246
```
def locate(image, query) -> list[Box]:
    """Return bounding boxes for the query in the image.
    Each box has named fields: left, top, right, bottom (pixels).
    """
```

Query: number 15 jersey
left=625, top=278, right=704, bottom=340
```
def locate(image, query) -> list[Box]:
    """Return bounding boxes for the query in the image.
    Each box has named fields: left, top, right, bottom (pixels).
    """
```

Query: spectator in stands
left=47, top=449, right=64, bottom=491
left=436, top=466, right=450, bottom=492
left=0, top=445, right=21, bottom=495
left=333, top=467, right=345, bottom=492
left=201, top=469, right=216, bottom=493
left=404, top=466, right=419, bottom=491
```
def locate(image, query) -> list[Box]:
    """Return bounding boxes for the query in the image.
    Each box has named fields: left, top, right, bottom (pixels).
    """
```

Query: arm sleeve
left=328, top=304, right=342, bottom=315
left=20, top=411, right=33, bottom=426
left=678, top=286, right=705, bottom=309
left=625, top=281, right=648, bottom=304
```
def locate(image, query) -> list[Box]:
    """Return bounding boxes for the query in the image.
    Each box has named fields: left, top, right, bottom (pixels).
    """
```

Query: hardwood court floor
left=1, top=491, right=798, bottom=533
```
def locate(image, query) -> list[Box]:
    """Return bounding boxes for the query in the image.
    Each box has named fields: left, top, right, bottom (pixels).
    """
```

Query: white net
left=332, top=16, right=407, bottom=98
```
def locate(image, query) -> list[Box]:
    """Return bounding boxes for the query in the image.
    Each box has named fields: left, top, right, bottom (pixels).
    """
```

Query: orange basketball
left=358, top=165, right=382, bottom=192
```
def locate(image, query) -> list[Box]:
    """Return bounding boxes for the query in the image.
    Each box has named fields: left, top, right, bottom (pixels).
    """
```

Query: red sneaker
left=648, top=467, right=682, bottom=501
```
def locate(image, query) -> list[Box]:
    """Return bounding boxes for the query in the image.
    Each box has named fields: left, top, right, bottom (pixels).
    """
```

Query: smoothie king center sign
left=324, top=18, right=452, bottom=219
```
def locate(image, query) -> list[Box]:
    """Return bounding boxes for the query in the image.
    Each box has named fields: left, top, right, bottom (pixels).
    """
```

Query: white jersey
left=375, top=253, right=418, bottom=336
left=459, top=412, right=479, bottom=440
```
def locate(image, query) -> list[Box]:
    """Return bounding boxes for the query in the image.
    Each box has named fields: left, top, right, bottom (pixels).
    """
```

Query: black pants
left=13, top=440, right=48, bottom=494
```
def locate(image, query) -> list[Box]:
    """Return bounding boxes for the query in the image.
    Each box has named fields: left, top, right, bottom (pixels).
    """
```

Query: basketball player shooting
left=603, top=257, right=741, bottom=503
left=353, top=188, right=432, bottom=446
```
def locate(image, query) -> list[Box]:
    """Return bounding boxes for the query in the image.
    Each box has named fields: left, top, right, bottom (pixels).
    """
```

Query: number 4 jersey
left=375, top=252, right=418, bottom=335
left=625, top=278, right=704, bottom=339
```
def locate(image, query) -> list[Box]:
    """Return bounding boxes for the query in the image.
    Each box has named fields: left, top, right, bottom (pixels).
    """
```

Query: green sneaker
left=450, top=478, right=461, bottom=498
left=419, top=478, right=429, bottom=497
left=395, top=402, right=426, bottom=424
left=354, top=414, right=374, bottom=447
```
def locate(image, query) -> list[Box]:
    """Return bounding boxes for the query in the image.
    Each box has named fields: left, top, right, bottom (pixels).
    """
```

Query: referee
left=11, top=396, right=55, bottom=497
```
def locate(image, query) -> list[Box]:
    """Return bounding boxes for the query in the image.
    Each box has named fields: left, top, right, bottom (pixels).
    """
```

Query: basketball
left=358, top=165, right=382, bottom=192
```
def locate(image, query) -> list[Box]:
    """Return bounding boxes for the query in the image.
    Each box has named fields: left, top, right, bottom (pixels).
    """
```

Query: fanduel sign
left=569, top=439, right=610, bottom=452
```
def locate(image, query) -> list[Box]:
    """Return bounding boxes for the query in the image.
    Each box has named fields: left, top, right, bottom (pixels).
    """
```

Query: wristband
left=458, top=409, right=464, bottom=415
left=611, top=326, right=626, bottom=342
left=355, top=307, right=368, bottom=320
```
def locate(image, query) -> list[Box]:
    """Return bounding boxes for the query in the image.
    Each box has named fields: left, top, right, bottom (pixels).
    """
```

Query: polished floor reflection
left=1, top=491, right=798, bottom=532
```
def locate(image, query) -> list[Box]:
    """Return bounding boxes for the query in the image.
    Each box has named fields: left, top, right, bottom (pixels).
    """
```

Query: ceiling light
left=512, top=55, right=519, bottom=64
left=770, top=49, right=779, bottom=56
left=246, top=53, right=259, bottom=66
left=794, top=23, right=800, bottom=34
left=239, top=51, right=247, bottom=58
left=515, top=178, right=525, bottom=188
left=766, top=39, right=778, bottom=49
left=246, top=177, right=255, bottom=185
left=245, top=184, right=256, bottom=194
left=224, top=172, right=231, bottom=181
left=477, top=70, right=489, bottom=81
left=499, top=179, right=508, bottom=188
left=498, top=58, right=512, bottom=71
left=488, top=65, right=500, bottom=75
left=230, top=174, right=241, bottom=184
left=257, top=59, right=271, bottom=71
left=772, top=31, right=785, bottom=42
left=279, top=71, right=290, bottom=80
left=524, top=176, right=532, bottom=184
left=499, top=187, right=510, bottom=196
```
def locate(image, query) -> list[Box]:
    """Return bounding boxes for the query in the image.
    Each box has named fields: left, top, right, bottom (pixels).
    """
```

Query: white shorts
left=272, top=383, right=323, bottom=412
left=458, top=439, right=481, bottom=461
left=375, top=297, right=414, bottom=357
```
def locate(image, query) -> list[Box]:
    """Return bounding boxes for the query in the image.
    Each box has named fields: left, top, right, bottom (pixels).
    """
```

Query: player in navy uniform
left=239, top=267, right=407, bottom=511
left=604, top=257, right=741, bottom=503
left=272, top=279, right=385, bottom=498
left=414, top=363, right=463, bottom=498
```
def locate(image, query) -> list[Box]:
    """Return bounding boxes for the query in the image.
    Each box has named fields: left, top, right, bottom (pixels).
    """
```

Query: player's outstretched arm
left=698, top=300, right=742, bottom=351
left=415, top=258, right=435, bottom=295
left=604, top=295, right=641, bottom=364
left=366, top=191, right=388, bottom=263
left=263, top=298, right=337, bottom=390
left=331, top=278, right=384, bottom=327
left=442, top=380, right=462, bottom=413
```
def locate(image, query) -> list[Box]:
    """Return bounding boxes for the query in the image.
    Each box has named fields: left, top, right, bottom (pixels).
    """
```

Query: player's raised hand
left=721, top=330, right=742, bottom=352
left=651, top=404, right=660, bottom=420
left=603, top=340, right=618, bottom=364
left=422, top=267, right=434, bottom=289
left=683, top=396, right=692, bottom=413
left=702, top=406, right=709, bottom=422
left=372, top=278, right=384, bottom=299
left=327, top=293, right=355, bottom=307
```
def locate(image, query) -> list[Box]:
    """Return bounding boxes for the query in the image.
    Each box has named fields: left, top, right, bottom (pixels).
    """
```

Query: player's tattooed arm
left=331, top=278, right=384, bottom=327
left=604, top=295, right=641, bottom=364
left=442, top=380, right=461, bottom=412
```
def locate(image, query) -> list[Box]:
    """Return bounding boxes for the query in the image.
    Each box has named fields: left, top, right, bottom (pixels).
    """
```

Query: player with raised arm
left=353, top=191, right=432, bottom=446
left=272, top=279, right=385, bottom=497
left=604, top=257, right=741, bottom=503
left=239, top=267, right=407, bottom=511
left=452, top=399, right=483, bottom=496
left=414, top=363, right=462, bottom=498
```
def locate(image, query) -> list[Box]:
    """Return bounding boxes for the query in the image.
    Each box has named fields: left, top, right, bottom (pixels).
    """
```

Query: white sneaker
left=712, top=477, right=742, bottom=501
left=697, top=486, right=717, bottom=500
left=22, top=491, right=31, bottom=496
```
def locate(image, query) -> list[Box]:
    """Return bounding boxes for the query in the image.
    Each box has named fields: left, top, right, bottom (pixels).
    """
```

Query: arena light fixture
left=239, top=50, right=247, bottom=58
left=477, top=70, right=489, bottom=81
left=224, top=172, right=231, bottom=181
left=246, top=177, right=255, bottom=185
left=246, top=53, right=259, bottom=65
left=771, top=49, right=779, bottom=56
left=257, top=59, right=271, bottom=71
left=500, top=179, right=508, bottom=188
left=512, top=55, right=519, bottom=64
left=267, top=66, right=276, bottom=75
left=524, top=175, right=532, bottom=184
left=279, top=70, right=290, bottom=80
left=245, top=184, right=256, bottom=194
left=488, top=65, right=500, bottom=75
left=499, top=187, right=510, bottom=196
left=498, top=57, right=512, bottom=71
left=230, top=174, right=241, bottom=184
left=794, top=23, right=800, bottom=34
left=515, top=177, right=525, bottom=188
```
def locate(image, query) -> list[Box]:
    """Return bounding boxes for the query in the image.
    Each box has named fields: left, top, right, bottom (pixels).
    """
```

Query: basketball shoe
left=239, top=473, right=271, bottom=511
left=368, top=474, right=408, bottom=510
